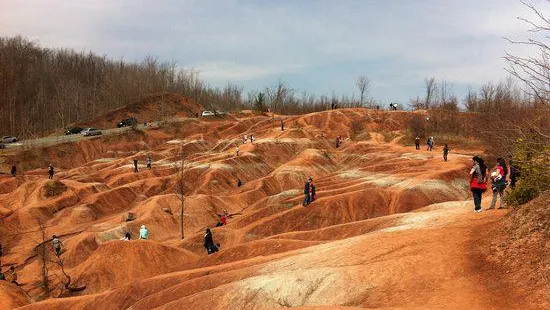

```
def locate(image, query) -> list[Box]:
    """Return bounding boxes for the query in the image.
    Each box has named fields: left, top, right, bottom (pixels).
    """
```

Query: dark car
left=65, top=127, right=83, bottom=135
left=117, top=117, right=137, bottom=128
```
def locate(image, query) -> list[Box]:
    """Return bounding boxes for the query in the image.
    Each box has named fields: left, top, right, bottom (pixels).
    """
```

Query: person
left=0, top=267, right=5, bottom=281
left=488, top=158, right=508, bottom=210
left=121, top=232, right=132, bottom=241
left=48, top=164, right=54, bottom=179
left=216, top=214, right=227, bottom=227
left=509, top=160, right=520, bottom=189
left=139, top=225, right=149, bottom=239
left=11, top=164, right=16, bottom=177
left=8, top=266, right=19, bottom=285
left=52, top=235, right=63, bottom=256
left=427, top=137, right=434, bottom=151
left=415, top=136, right=420, bottom=150
left=133, top=158, right=138, bottom=173
left=237, top=179, right=242, bottom=187
left=203, top=228, right=219, bottom=255
left=250, top=133, right=255, bottom=143
left=281, top=119, right=284, bottom=131
left=443, top=144, right=450, bottom=161
left=235, top=146, right=240, bottom=156
left=243, top=134, right=247, bottom=144
left=303, top=177, right=312, bottom=206
left=470, top=156, right=488, bottom=212
left=146, top=155, right=152, bottom=170
left=311, top=182, right=317, bottom=202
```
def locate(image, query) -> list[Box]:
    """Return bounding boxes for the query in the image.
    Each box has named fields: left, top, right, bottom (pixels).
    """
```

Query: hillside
left=0, top=108, right=547, bottom=309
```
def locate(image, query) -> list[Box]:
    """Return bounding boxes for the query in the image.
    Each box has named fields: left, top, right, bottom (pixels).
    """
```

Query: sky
left=0, top=0, right=545, bottom=106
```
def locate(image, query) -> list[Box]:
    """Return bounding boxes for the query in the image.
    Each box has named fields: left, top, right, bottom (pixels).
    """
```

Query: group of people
left=389, top=103, right=398, bottom=111
left=414, top=135, right=449, bottom=161
left=242, top=133, right=255, bottom=144
left=133, top=155, right=152, bottom=173
left=469, top=156, right=520, bottom=212
left=303, top=177, right=317, bottom=206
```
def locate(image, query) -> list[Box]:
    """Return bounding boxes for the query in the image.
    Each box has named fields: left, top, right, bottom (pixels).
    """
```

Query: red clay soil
left=0, top=108, right=547, bottom=309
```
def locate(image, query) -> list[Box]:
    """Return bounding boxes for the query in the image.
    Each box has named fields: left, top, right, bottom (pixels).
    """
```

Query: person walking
left=235, top=146, right=240, bottom=156
left=250, top=133, right=254, bottom=143
left=10, top=164, right=16, bottom=177
left=509, top=160, right=520, bottom=189
left=311, top=182, right=317, bottom=202
left=203, top=228, right=219, bottom=255
left=470, top=156, right=488, bottom=212
left=48, top=164, right=54, bottom=179
left=133, top=158, right=138, bottom=173
left=139, top=225, right=149, bottom=239
left=415, top=136, right=420, bottom=150
left=443, top=144, right=450, bottom=161
left=52, top=235, right=63, bottom=256
left=281, top=119, right=284, bottom=131
left=303, top=177, right=312, bottom=206
left=427, top=137, right=434, bottom=151
left=237, top=179, right=242, bottom=187
left=146, top=155, right=152, bottom=170
left=488, top=158, right=508, bottom=210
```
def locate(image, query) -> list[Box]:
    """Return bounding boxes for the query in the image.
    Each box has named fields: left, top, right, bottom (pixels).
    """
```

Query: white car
left=201, top=111, right=215, bottom=116
left=81, top=128, right=102, bottom=136
left=2, top=136, right=18, bottom=143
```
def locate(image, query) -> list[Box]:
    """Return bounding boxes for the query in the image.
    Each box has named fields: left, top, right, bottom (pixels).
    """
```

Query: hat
left=141, top=225, right=146, bottom=229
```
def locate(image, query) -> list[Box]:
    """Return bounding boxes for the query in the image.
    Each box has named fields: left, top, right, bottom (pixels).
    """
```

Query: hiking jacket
left=204, top=233, right=214, bottom=248
left=470, top=163, right=487, bottom=190
left=139, top=228, right=149, bottom=239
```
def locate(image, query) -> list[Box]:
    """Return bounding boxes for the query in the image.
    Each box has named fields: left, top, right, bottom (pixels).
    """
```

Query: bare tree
left=355, top=75, right=370, bottom=106
left=424, top=77, right=437, bottom=109
left=504, top=1, right=550, bottom=106
left=174, top=146, right=190, bottom=239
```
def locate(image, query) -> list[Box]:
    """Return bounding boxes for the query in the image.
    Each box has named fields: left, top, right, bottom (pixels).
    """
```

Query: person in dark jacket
left=414, top=136, right=420, bottom=150
left=443, top=144, right=450, bottom=161
left=10, top=165, right=16, bottom=177
left=509, top=160, right=520, bottom=189
left=48, top=164, right=54, bottom=179
left=133, top=158, right=138, bottom=173
left=303, top=177, right=312, bottom=206
left=203, top=228, right=219, bottom=255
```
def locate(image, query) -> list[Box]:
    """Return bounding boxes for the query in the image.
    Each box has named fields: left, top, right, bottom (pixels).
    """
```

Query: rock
left=123, top=212, right=136, bottom=222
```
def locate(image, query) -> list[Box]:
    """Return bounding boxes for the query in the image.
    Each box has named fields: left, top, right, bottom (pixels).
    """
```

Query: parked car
left=2, top=136, right=18, bottom=143
left=65, top=127, right=83, bottom=135
left=81, top=128, right=102, bottom=136
left=215, top=110, right=228, bottom=115
left=201, top=111, right=214, bottom=117
left=117, top=117, right=137, bottom=128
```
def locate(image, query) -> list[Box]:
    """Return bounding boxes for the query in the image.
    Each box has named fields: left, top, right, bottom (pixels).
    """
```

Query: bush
left=43, top=181, right=68, bottom=197
left=505, top=138, right=550, bottom=205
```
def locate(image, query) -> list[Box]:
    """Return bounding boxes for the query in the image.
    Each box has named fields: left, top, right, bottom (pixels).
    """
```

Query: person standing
left=311, top=182, right=317, bottom=202
left=203, top=228, right=219, bottom=255
left=280, top=119, right=284, bottom=131
left=139, top=225, right=149, bottom=239
left=48, top=164, right=54, bottom=179
left=146, top=155, right=152, bottom=170
left=488, top=158, right=508, bottom=210
left=443, top=144, right=450, bottom=161
left=243, top=134, right=247, bottom=144
left=303, top=177, right=312, bottom=206
left=52, top=235, right=63, bottom=256
left=235, top=146, right=240, bottom=156
left=133, top=158, right=138, bottom=173
left=10, top=164, right=16, bottom=177
left=509, top=160, right=520, bottom=189
left=470, top=156, right=488, bottom=212
left=415, top=136, right=420, bottom=150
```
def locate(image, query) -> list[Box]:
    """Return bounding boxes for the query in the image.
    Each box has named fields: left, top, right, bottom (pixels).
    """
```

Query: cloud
left=0, top=0, right=547, bottom=103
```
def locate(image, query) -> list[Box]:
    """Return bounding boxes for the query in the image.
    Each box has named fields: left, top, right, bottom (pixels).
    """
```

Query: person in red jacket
left=470, top=156, right=488, bottom=212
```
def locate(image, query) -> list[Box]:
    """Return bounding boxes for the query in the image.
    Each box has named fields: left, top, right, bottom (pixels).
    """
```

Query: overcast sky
left=0, top=0, right=545, bottom=105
